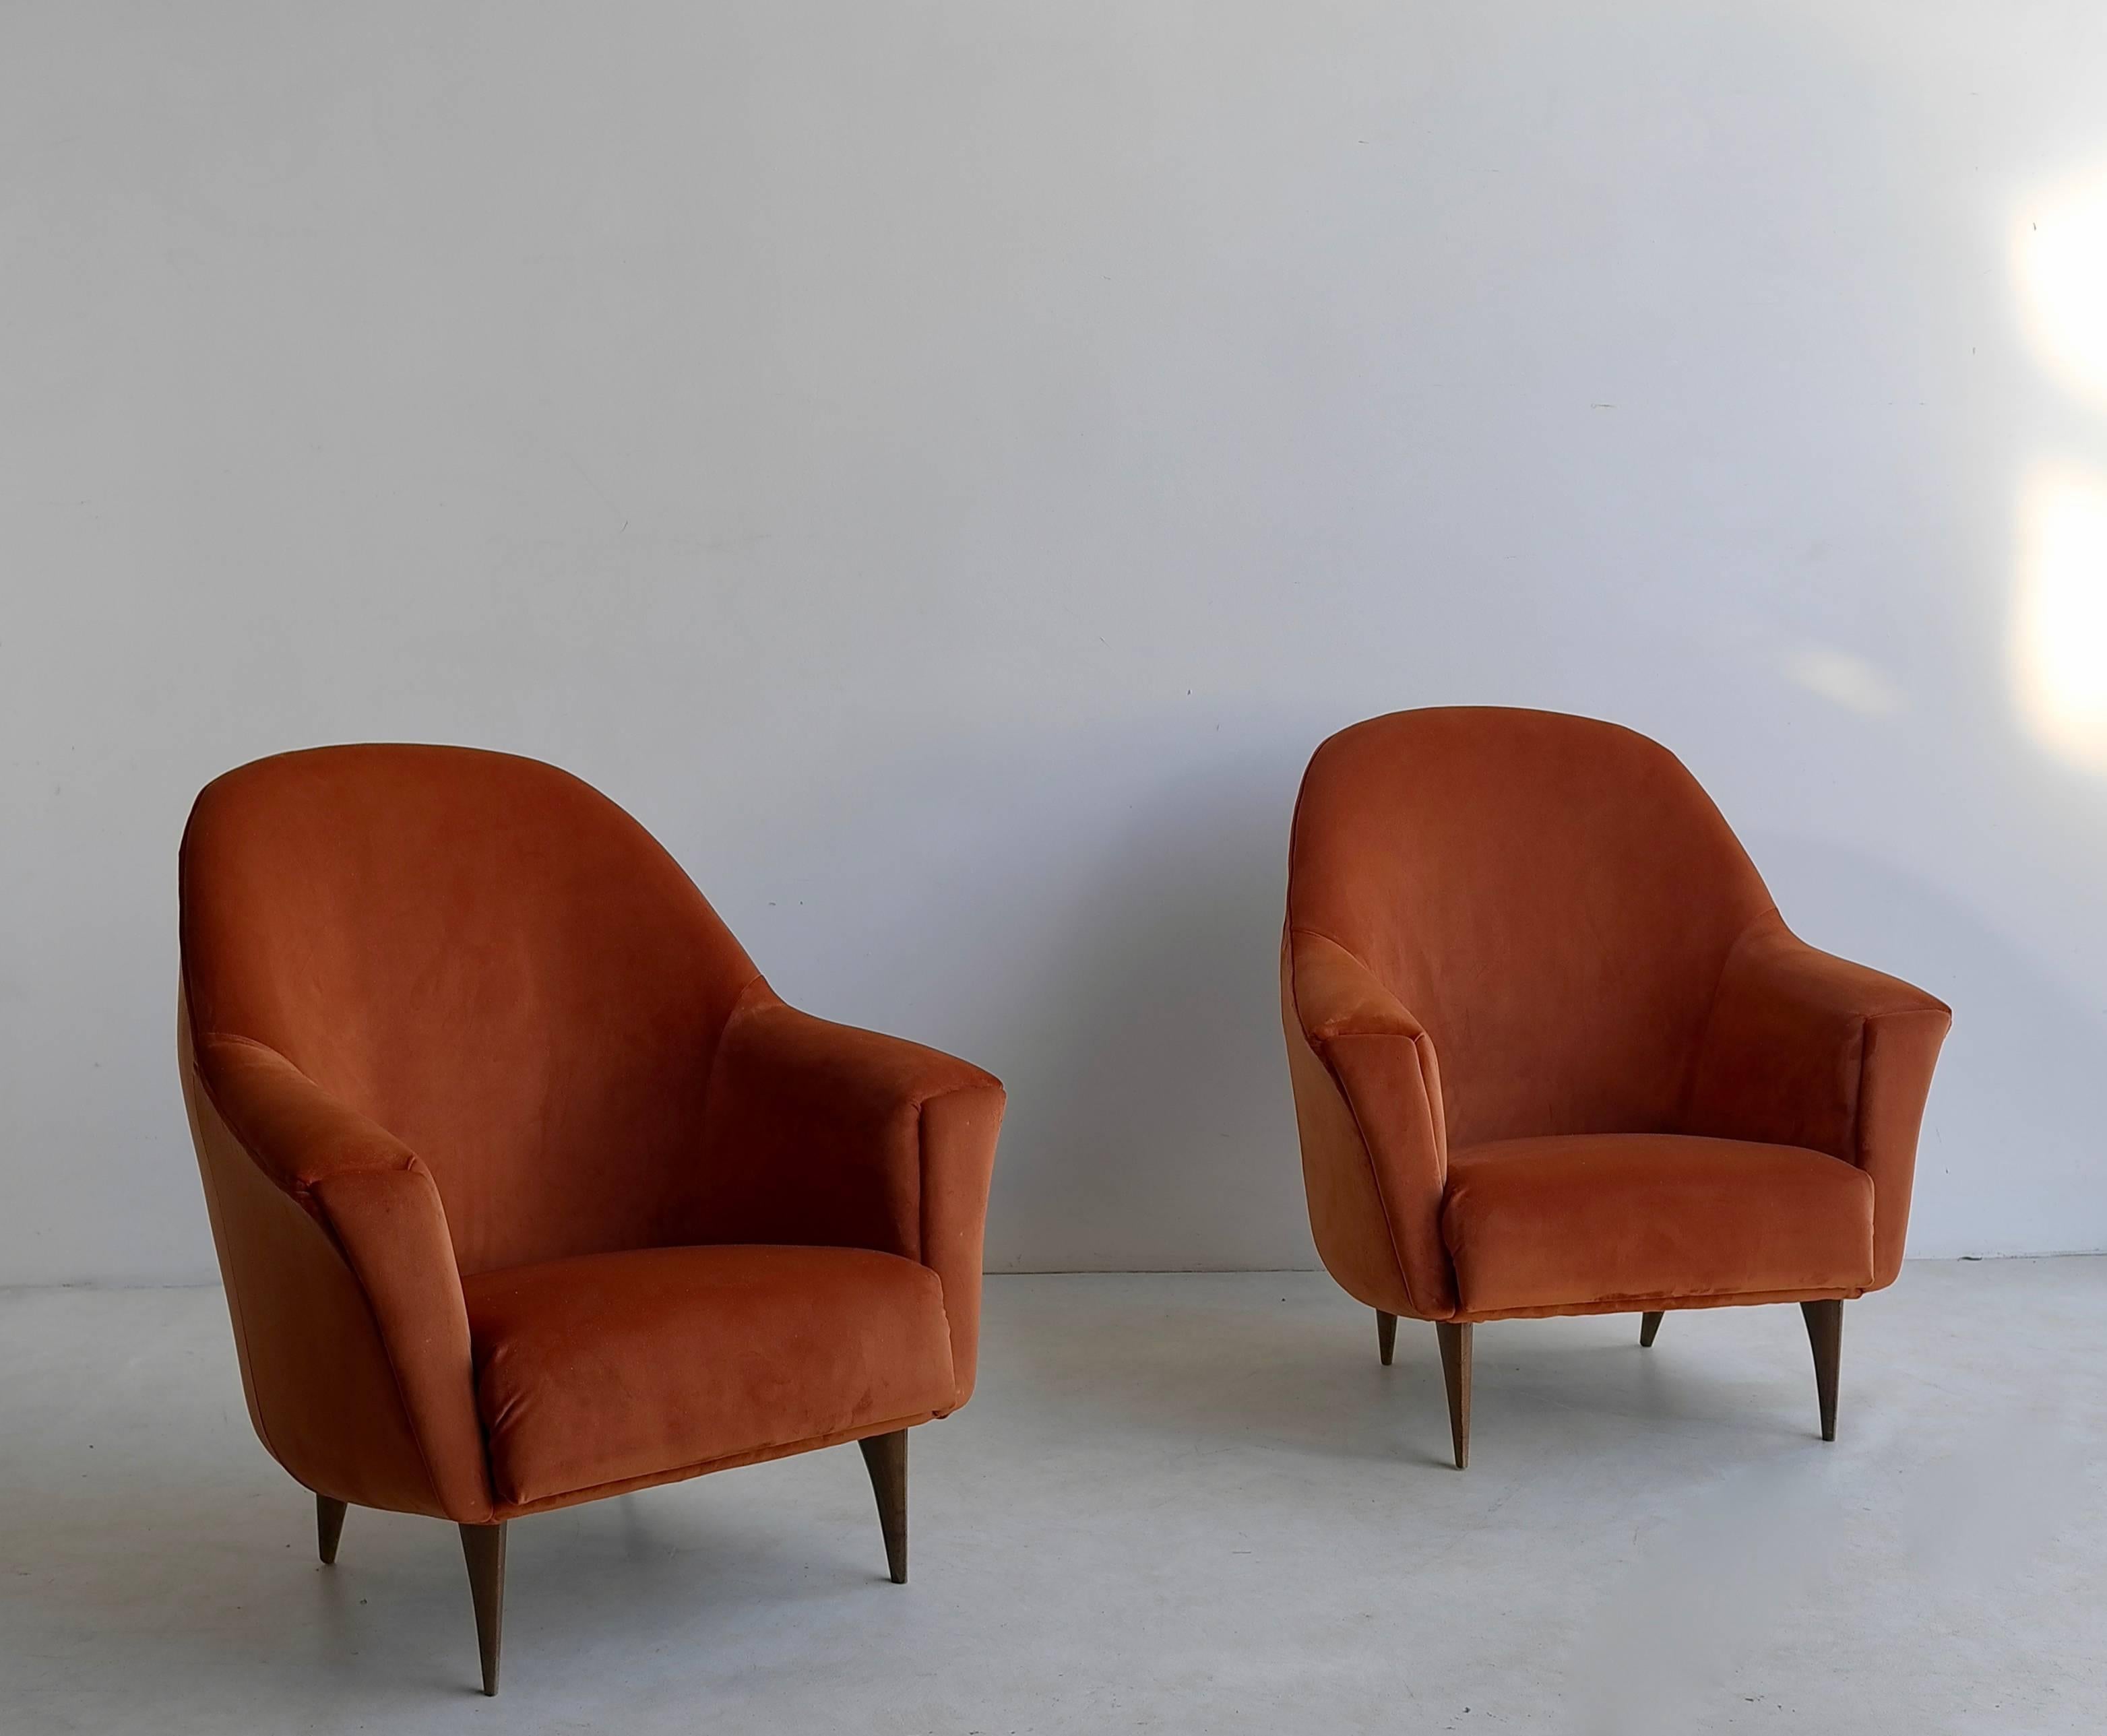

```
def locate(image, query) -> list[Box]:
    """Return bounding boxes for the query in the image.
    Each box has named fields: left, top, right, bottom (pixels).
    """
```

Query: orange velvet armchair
left=178, top=745, right=1004, bottom=1694
left=1282, top=708, right=1949, bottom=1467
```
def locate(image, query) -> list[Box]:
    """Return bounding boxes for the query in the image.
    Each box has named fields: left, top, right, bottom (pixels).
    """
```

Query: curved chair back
left=1287, top=708, right=1773, bottom=1148
left=180, top=744, right=759, bottom=1275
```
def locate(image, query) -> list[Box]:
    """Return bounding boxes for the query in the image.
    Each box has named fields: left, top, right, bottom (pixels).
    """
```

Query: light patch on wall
left=2017, top=164, right=2107, bottom=409
left=2013, top=463, right=2107, bottom=773
left=1782, top=644, right=1904, bottom=716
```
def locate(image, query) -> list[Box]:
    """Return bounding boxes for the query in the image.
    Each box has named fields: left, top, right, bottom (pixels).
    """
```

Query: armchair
left=1282, top=708, right=1948, bottom=1466
left=179, top=744, right=1003, bottom=1692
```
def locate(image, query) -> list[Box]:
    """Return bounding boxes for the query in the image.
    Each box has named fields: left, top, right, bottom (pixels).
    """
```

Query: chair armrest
left=695, top=990, right=1006, bottom=1409
left=1684, top=913, right=1951, bottom=1288
left=184, top=1029, right=493, bottom=1520
left=1282, top=928, right=1456, bottom=1319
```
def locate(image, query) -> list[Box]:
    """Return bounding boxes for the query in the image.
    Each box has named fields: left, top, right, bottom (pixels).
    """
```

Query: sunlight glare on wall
left=2013, top=464, right=2107, bottom=773
left=2017, top=165, right=2107, bottom=410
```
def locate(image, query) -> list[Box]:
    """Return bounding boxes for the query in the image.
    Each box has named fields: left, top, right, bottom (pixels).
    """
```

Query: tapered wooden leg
left=858, top=1430, right=908, bottom=1584
left=1639, top=1311, right=1664, bottom=1349
left=1376, top=1310, right=1397, bottom=1367
left=315, top=1496, right=347, bottom=1565
left=1435, top=1321, right=1472, bottom=1469
left=458, top=1522, right=507, bottom=1696
left=1801, top=1300, right=1842, bottom=1442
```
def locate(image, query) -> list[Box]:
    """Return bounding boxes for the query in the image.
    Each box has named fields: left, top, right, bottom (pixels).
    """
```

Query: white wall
left=5, top=2, right=2106, bottom=1285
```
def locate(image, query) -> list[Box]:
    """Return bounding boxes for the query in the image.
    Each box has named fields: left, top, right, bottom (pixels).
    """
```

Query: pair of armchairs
left=177, top=711, right=1946, bottom=1694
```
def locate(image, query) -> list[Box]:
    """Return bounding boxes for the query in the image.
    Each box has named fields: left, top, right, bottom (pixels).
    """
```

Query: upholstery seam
left=181, top=1045, right=289, bottom=1479
left=1286, top=924, right=1426, bottom=1038
left=914, top=1095, right=961, bottom=1409
left=1282, top=740, right=1443, bottom=1318
left=1679, top=903, right=1782, bottom=1124
left=1849, top=1006, right=1950, bottom=1166
left=189, top=1039, right=480, bottom=1520
left=503, top=1406, right=939, bottom=1513
left=1852, top=1005, right=1949, bottom=1272
left=910, top=1083, right=1003, bottom=1411
left=1845, top=1005, right=1947, bottom=1165
left=1285, top=922, right=1437, bottom=1320
left=695, top=979, right=774, bottom=1176
left=1848, top=1013, right=1871, bottom=1169
left=194, top=1031, right=420, bottom=1203
left=727, top=994, right=999, bottom=1118
left=914, top=1097, right=930, bottom=1270
left=311, top=1176, right=488, bottom=1523
left=716, top=994, right=987, bottom=1409
left=1455, top=1283, right=1867, bottom=1323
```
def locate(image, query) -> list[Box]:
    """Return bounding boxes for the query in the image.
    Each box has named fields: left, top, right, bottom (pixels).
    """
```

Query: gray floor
left=2, top=1262, right=2102, bottom=1733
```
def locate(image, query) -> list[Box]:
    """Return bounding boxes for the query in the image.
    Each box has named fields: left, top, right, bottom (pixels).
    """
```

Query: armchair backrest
left=179, top=744, right=759, bottom=1275
left=1287, top=708, right=1774, bottom=1149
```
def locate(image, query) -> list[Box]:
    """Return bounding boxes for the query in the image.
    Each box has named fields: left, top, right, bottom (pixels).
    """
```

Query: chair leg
left=858, top=1430, right=908, bottom=1584
left=1376, top=1310, right=1397, bottom=1367
left=458, top=1522, right=507, bottom=1696
left=1639, top=1311, right=1664, bottom=1349
left=1435, top=1321, right=1472, bottom=1469
left=315, top=1496, right=347, bottom=1565
left=1801, top=1300, right=1843, bottom=1442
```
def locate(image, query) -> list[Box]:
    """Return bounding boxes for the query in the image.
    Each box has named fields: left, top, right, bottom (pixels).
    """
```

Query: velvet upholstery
left=464, top=1246, right=955, bottom=1512
left=178, top=744, right=1003, bottom=1525
left=1283, top=708, right=1949, bottom=1325
left=1443, top=1135, right=1873, bottom=1318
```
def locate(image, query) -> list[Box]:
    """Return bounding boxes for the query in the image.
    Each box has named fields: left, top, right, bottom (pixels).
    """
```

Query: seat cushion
left=1441, top=1134, right=1874, bottom=1318
left=462, top=1244, right=955, bottom=1510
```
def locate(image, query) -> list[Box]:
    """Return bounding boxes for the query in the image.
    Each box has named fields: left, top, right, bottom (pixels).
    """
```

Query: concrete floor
left=1, top=1262, right=2102, bottom=1734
